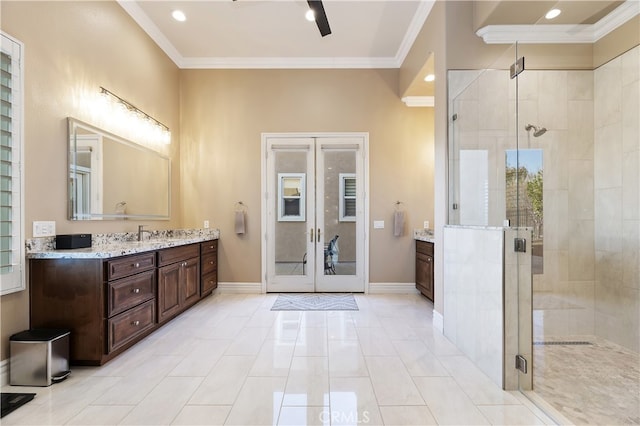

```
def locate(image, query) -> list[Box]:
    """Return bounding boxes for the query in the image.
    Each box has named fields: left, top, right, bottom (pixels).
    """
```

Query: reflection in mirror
left=68, top=118, right=170, bottom=220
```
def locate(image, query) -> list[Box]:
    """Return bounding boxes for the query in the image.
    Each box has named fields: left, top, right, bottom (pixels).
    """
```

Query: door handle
left=317, top=228, right=321, bottom=243
left=310, top=228, right=314, bottom=242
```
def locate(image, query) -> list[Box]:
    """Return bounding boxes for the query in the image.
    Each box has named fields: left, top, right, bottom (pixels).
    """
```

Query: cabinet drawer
left=107, top=252, right=156, bottom=281
left=200, top=240, right=218, bottom=255
left=107, top=269, right=156, bottom=317
left=202, top=271, right=218, bottom=294
left=158, top=244, right=199, bottom=267
left=201, top=252, right=217, bottom=275
left=108, top=300, right=155, bottom=353
left=416, top=240, right=434, bottom=256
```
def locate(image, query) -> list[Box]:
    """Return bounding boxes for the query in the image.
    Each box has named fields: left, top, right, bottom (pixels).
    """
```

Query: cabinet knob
left=210, top=261, right=214, bottom=265
left=209, top=245, right=214, bottom=249
left=132, top=288, right=140, bottom=294
left=133, top=262, right=140, bottom=268
left=181, top=262, right=187, bottom=267
left=131, top=320, right=140, bottom=326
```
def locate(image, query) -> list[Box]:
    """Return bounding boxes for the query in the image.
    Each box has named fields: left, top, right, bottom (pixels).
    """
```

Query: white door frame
left=261, top=132, right=369, bottom=293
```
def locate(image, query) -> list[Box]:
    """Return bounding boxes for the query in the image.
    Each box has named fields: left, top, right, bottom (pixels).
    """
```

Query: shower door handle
left=310, top=228, right=314, bottom=242
left=317, top=228, right=321, bottom=243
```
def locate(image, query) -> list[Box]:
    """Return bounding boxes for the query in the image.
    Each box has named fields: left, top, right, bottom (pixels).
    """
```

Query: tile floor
left=2, top=293, right=554, bottom=425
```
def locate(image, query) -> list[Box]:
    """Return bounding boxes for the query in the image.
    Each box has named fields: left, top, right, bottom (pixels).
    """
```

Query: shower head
left=525, top=124, right=547, bottom=137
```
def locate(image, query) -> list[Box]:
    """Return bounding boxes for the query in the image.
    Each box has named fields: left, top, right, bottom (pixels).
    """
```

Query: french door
left=262, top=133, right=368, bottom=293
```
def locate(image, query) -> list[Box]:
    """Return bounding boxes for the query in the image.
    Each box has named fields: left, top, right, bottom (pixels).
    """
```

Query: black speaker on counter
left=55, top=234, right=92, bottom=249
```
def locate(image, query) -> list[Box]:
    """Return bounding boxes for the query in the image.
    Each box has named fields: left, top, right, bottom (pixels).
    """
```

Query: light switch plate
left=204, top=220, right=210, bottom=229
left=33, top=221, right=56, bottom=237
left=373, top=220, right=384, bottom=229
left=424, top=221, right=430, bottom=229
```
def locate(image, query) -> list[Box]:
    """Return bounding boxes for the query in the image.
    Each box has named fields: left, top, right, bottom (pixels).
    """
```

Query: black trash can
left=10, top=329, right=71, bottom=386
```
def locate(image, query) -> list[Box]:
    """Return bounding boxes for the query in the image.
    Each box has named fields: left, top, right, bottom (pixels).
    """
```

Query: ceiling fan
left=307, top=0, right=332, bottom=37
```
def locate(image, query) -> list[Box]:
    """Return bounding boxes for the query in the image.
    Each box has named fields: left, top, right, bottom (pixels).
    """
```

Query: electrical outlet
left=373, top=220, right=384, bottom=229
left=33, top=221, right=56, bottom=237
left=204, top=220, right=210, bottom=229
left=424, top=221, right=430, bottom=229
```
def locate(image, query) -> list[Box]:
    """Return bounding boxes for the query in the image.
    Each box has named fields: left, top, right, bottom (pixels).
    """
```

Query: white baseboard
left=432, top=309, right=444, bottom=333
left=0, top=358, right=8, bottom=386
left=216, top=282, right=262, bottom=294
left=368, top=283, right=420, bottom=294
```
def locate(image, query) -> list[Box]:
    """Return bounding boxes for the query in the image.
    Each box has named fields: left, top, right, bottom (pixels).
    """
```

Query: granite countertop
left=414, top=229, right=435, bottom=243
left=26, top=228, right=220, bottom=259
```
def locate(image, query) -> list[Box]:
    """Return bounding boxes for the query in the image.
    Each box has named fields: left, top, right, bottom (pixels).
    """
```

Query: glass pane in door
left=274, top=151, right=310, bottom=277
left=322, top=150, right=356, bottom=276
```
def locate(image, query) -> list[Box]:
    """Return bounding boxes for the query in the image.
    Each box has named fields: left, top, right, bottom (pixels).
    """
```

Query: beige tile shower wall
left=594, top=46, right=640, bottom=352
left=449, top=68, right=597, bottom=339
left=521, top=70, right=597, bottom=339
left=443, top=226, right=504, bottom=388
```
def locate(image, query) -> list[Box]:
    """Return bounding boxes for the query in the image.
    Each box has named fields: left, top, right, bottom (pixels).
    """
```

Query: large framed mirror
left=68, top=118, right=171, bottom=220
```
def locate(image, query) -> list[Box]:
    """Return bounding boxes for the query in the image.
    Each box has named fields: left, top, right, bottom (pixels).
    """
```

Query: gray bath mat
left=271, top=293, right=358, bottom=311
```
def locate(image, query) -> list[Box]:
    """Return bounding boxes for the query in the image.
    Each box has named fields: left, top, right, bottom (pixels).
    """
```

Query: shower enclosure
left=447, top=42, right=639, bottom=424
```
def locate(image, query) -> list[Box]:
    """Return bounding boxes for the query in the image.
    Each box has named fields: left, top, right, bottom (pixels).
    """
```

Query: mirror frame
left=68, top=117, right=171, bottom=221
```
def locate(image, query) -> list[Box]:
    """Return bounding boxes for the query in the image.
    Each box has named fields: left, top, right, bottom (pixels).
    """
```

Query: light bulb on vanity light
left=424, top=74, right=435, bottom=82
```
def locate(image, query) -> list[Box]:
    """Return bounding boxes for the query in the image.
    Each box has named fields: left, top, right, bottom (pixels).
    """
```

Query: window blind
left=0, top=33, right=24, bottom=295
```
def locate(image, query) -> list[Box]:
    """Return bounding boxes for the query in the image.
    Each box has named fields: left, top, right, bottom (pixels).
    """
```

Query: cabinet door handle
left=310, top=228, right=314, bottom=242
left=317, top=228, right=321, bottom=243
left=132, top=288, right=140, bottom=294
left=131, top=320, right=140, bottom=326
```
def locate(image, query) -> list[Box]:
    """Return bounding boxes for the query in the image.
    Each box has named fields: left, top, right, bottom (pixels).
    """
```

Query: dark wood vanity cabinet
left=29, top=239, right=218, bottom=365
left=200, top=240, right=218, bottom=295
left=157, top=245, right=200, bottom=324
left=106, top=253, right=156, bottom=353
left=416, top=240, right=434, bottom=301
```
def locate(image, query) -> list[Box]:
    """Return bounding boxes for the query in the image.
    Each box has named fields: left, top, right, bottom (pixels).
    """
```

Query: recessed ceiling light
left=305, top=9, right=315, bottom=22
left=424, top=74, right=435, bottom=82
left=545, top=8, right=561, bottom=20
left=172, top=10, right=186, bottom=22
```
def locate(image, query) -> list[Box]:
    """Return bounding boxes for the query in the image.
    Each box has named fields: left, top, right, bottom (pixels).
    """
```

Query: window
left=278, top=173, right=305, bottom=221
left=339, top=173, right=356, bottom=222
left=0, top=32, right=24, bottom=295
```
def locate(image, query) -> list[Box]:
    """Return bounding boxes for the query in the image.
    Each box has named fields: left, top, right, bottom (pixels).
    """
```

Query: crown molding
left=118, top=0, right=434, bottom=69
left=477, top=0, right=639, bottom=44
left=394, top=0, right=436, bottom=67
left=401, top=96, right=434, bottom=107
left=117, top=0, right=185, bottom=68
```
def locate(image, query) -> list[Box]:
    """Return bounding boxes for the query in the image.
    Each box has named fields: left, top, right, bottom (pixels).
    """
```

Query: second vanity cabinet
left=415, top=240, right=434, bottom=301
left=157, top=245, right=200, bottom=324
left=29, top=239, right=217, bottom=365
left=200, top=240, right=218, bottom=295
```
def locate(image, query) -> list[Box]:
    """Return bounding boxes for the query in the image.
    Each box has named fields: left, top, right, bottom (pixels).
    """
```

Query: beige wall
left=0, top=1, right=181, bottom=361
left=179, top=69, right=434, bottom=284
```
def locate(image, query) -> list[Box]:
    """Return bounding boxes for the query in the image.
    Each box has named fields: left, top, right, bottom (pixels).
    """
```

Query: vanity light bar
left=99, top=86, right=171, bottom=143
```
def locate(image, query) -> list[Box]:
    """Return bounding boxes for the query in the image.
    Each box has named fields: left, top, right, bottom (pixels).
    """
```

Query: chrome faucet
left=137, top=225, right=152, bottom=241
